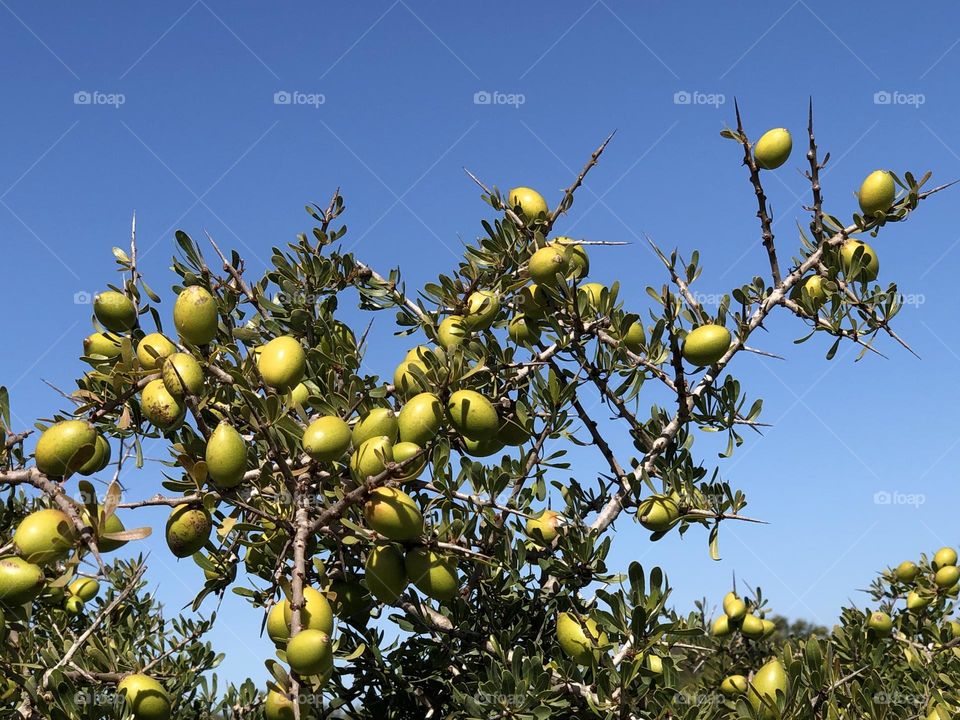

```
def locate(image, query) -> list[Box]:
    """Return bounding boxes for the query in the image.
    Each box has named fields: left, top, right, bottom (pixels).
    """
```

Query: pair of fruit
left=364, top=543, right=460, bottom=604
left=527, top=239, right=589, bottom=287
left=266, top=587, right=334, bottom=646
left=720, top=658, right=787, bottom=719
left=34, top=420, right=100, bottom=477
left=63, top=576, right=100, bottom=615
left=351, top=435, right=425, bottom=484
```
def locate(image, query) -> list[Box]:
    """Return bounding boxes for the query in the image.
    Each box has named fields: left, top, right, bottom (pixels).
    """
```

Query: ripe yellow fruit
left=392, top=441, right=427, bottom=480
left=518, top=284, right=548, bottom=319
left=258, top=336, right=306, bottom=391
left=141, top=379, right=185, bottom=430
left=281, top=587, right=334, bottom=636
left=528, top=246, right=569, bottom=287
left=173, top=286, right=218, bottom=345
left=761, top=619, right=776, bottom=638
left=303, top=416, right=352, bottom=462
left=525, top=510, right=561, bottom=544
left=93, top=290, right=137, bottom=332
left=556, top=612, right=608, bottom=665
left=933, top=547, right=958, bottom=570
left=637, top=495, right=680, bottom=533
left=398, top=393, right=443, bottom=446
left=740, top=614, right=765, bottom=639
left=748, top=658, right=788, bottom=720
left=508, top=186, right=548, bottom=219
left=682, top=324, right=732, bottom=366
left=578, top=282, right=606, bottom=311
left=353, top=407, right=399, bottom=447
left=350, top=436, right=394, bottom=481
left=867, top=611, right=892, bottom=637
left=265, top=689, right=301, bottom=720
left=754, top=128, right=792, bottom=170
left=164, top=504, right=211, bottom=558
left=551, top=238, right=589, bottom=278
left=136, top=333, right=177, bottom=370
left=97, top=512, right=128, bottom=553
left=461, top=435, right=505, bottom=457
left=118, top=673, right=171, bottom=720
left=508, top=315, right=540, bottom=345
left=68, top=576, right=100, bottom=602
left=77, top=434, right=111, bottom=476
left=723, top=592, right=747, bottom=622
left=839, top=240, right=879, bottom=282
left=161, top=353, right=203, bottom=397
left=907, top=591, right=931, bottom=611
left=464, top=290, right=500, bottom=330
left=35, top=419, right=98, bottom=477
left=364, top=487, right=423, bottom=541
left=0, top=556, right=45, bottom=604
left=858, top=170, right=896, bottom=216
left=14, top=508, right=76, bottom=564
left=83, top=332, right=123, bottom=361
left=205, top=423, right=247, bottom=488
left=405, top=548, right=459, bottom=601
left=936, top=566, right=960, bottom=589
left=711, top=614, right=732, bottom=636
left=365, top=544, right=408, bottom=604
left=267, top=601, right=290, bottom=645
left=286, top=628, right=332, bottom=676
left=720, top=674, right=748, bottom=697
left=437, top=315, right=468, bottom=349
left=330, top=580, right=371, bottom=620
left=447, top=390, right=499, bottom=441
left=894, top=561, right=919, bottom=582
left=621, top=322, right=644, bottom=353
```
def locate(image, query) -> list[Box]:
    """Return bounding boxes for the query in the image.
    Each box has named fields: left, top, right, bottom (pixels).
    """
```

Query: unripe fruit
left=556, top=612, right=607, bottom=665
left=761, top=619, right=776, bottom=638
left=93, top=290, right=137, bottom=332
left=792, top=275, right=827, bottom=311
left=136, top=333, right=176, bottom=370
left=867, top=611, right=892, bottom=637
left=518, top=284, right=548, bottom=319
left=749, top=658, right=788, bottom=720
left=723, top=592, right=747, bottom=622
left=936, top=565, right=960, bottom=589
left=839, top=240, right=879, bottom=282
left=392, top=441, right=426, bottom=480
left=365, top=544, right=408, bottom=604
left=907, top=591, right=931, bottom=611
left=364, top=487, right=423, bottom=541
left=350, top=436, right=394, bottom=481
left=173, top=286, right=218, bottom=345
left=711, top=615, right=731, bottom=636
left=352, top=408, right=399, bottom=447
left=398, top=393, right=443, bottom=446
left=437, top=315, right=468, bottom=349
left=265, top=689, right=301, bottom=720
left=948, top=620, right=960, bottom=639
left=35, top=420, right=97, bottom=477
left=447, top=390, right=499, bottom=441
left=464, top=290, right=500, bottom=330
left=267, top=601, right=290, bottom=645
left=741, top=614, right=765, bottom=639
left=394, top=357, right=428, bottom=397
left=0, top=556, right=45, bottom=604
left=508, top=186, right=548, bottom=219
left=64, top=595, right=84, bottom=614
left=117, top=673, right=171, bottom=720
left=551, top=239, right=589, bottom=278
left=525, top=510, right=561, bottom=544
left=528, top=246, right=569, bottom=287
left=637, top=495, right=680, bottom=533
left=289, top=382, right=310, bottom=407
left=858, top=170, right=896, bottom=216
left=682, top=324, right=732, bottom=366
left=14, top=509, right=76, bottom=564
left=281, top=587, right=334, bottom=636
left=405, top=548, right=459, bottom=601
left=330, top=580, right=371, bottom=620
left=68, top=577, right=100, bottom=601
left=895, top=561, right=919, bottom=582
left=622, top=322, right=644, bottom=353
left=508, top=315, right=540, bottom=345
left=303, top=416, right=352, bottom=462
left=165, top=504, right=211, bottom=558
left=161, top=353, right=203, bottom=397
left=286, top=628, right=332, bottom=677
left=720, top=674, right=748, bottom=697
left=141, top=379, right=185, bottom=430
left=461, top=436, right=505, bottom=457
left=754, top=128, right=792, bottom=170
left=83, top=332, right=123, bottom=361
left=77, top=434, right=111, bottom=476
left=645, top=654, right=663, bottom=674
left=258, top=336, right=306, bottom=391
left=933, top=547, right=958, bottom=570
left=205, top=423, right=247, bottom=488
left=578, top=283, right=606, bottom=312
left=97, top=512, right=128, bottom=553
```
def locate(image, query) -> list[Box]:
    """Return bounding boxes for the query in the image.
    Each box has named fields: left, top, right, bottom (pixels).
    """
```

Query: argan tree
left=1, top=103, right=957, bottom=720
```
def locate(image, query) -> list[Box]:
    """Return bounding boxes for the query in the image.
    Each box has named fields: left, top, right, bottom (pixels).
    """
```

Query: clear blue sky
left=3, top=1, right=960, bottom=685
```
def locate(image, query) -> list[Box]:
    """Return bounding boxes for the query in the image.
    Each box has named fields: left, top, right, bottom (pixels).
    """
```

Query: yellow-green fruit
left=352, top=408, right=399, bottom=447
left=508, top=315, right=540, bottom=345
left=77, top=434, right=111, bottom=476
left=164, top=504, right=211, bottom=559
left=289, top=382, right=310, bottom=407
left=637, top=496, right=680, bottom=533
left=330, top=580, right=371, bottom=620
left=518, top=284, right=548, bottom=319
left=761, top=619, right=776, bottom=638
left=578, top=283, right=606, bottom=311
left=35, top=419, right=97, bottom=477
left=907, top=591, right=931, bottom=611
left=68, top=577, right=100, bottom=601
left=749, top=658, right=788, bottom=720
left=398, top=393, right=443, bottom=446
left=528, top=246, right=569, bottom=286
left=265, top=689, right=301, bottom=720
left=64, top=595, right=84, bottom=614
left=741, top=614, right=765, bottom=639
left=682, top=324, right=732, bottom=366
left=136, top=333, right=177, bottom=370
left=0, top=556, right=45, bottom=604
left=933, top=547, right=958, bottom=570
left=205, top=423, right=247, bottom=489
left=141, top=379, right=184, bottom=430
left=118, top=673, right=171, bottom=720
left=14, top=509, right=76, bottom=565
left=464, top=290, right=500, bottom=330
left=858, top=170, right=896, bottom=216
left=83, top=332, right=123, bottom=361
left=303, top=416, right=352, bottom=462
left=258, top=336, right=306, bottom=391
left=720, top=674, right=748, bottom=697
left=792, top=275, right=827, bottom=311
left=508, top=186, right=548, bottom=219
left=365, top=544, right=408, bottom=604
left=461, top=436, right=505, bottom=457
left=98, top=513, right=127, bottom=553
left=93, top=290, right=137, bottom=332
left=281, top=587, right=335, bottom=636
left=552, top=239, right=589, bottom=278
left=447, top=390, right=499, bottom=441
left=405, top=548, right=459, bottom=602
left=173, top=286, right=218, bottom=345
left=723, top=592, right=747, bottom=622
left=936, top=566, right=960, bottom=589
left=867, top=611, right=892, bottom=637
left=895, top=561, right=919, bottom=582
left=350, top=436, right=394, bottom=481
left=393, top=357, right=428, bottom=397
left=286, top=628, right=332, bottom=676
left=711, top=614, right=731, bottom=637
left=839, top=240, right=879, bottom=282
left=498, top=414, right=532, bottom=446
left=754, top=128, right=792, bottom=170
left=645, top=654, right=663, bottom=674
left=392, top=441, right=426, bottom=480
left=267, top=601, right=290, bottom=645
left=556, top=612, right=608, bottom=665
left=364, top=487, right=423, bottom=541
left=621, top=322, right=644, bottom=353
left=525, top=510, right=561, bottom=544
left=161, top=353, right=203, bottom=397
left=437, top=315, right=468, bottom=349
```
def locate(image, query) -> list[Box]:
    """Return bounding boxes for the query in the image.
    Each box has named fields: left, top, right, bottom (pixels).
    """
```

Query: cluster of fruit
left=877, top=546, right=960, bottom=627
left=710, top=590, right=776, bottom=640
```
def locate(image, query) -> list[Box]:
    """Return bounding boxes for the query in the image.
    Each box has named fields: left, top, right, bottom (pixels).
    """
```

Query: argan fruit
left=518, top=284, right=548, bottom=319
left=266, top=601, right=290, bottom=645
left=437, top=315, right=468, bottom=349
left=257, top=336, right=306, bottom=391
left=364, top=487, right=423, bottom=541
left=13, top=509, right=76, bottom=564
left=525, top=510, right=561, bottom=544
left=894, top=561, right=919, bottom=582
left=35, top=419, right=97, bottom=477
left=93, top=290, right=137, bottom=332
left=792, top=275, right=827, bottom=311
left=528, top=246, right=569, bottom=287
left=118, top=673, right=172, bottom=720
left=497, top=414, right=532, bottom=446
left=720, top=674, right=748, bottom=697
left=858, top=170, right=896, bottom=216
left=446, top=390, right=499, bottom=441
left=173, top=286, right=218, bottom=345
left=330, top=580, right=371, bottom=620
left=77, top=434, right=111, bottom=476
left=286, top=629, right=332, bottom=677
left=265, top=689, right=302, bottom=720
left=682, top=324, right=732, bottom=366
left=64, top=595, right=84, bottom=615
left=464, top=290, right=500, bottom=330
left=508, top=186, right=548, bottom=219
left=577, top=282, right=606, bottom=312
left=136, top=333, right=177, bottom=371
left=637, top=495, right=680, bottom=533
left=164, top=504, right=211, bottom=558
left=289, top=382, right=310, bottom=408
left=723, top=592, right=747, bottom=622
left=551, top=238, right=589, bottom=278
left=556, top=612, right=607, bottom=665
left=645, top=654, right=663, bottom=674
left=936, top=566, right=960, bottom=589
left=740, top=614, right=765, bottom=639
left=907, top=590, right=931, bottom=611
left=83, top=332, right=123, bottom=362
left=392, top=441, right=426, bottom=480
left=350, top=436, right=394, bottom=481
left=711, top=615, right=732, bottom=637
left=352, top=408, right=399, bottom=447
left=867, top=611, right=892, bottom=637
left=405, top=548, right=459, bottom=601
left=748, top=658, right=788, bottom=720
left=461, top=435, right=505, bottom=457
left=622, top=322, right=644, bottom=353
left=948, top=620, right=960, bottom=639
left=281, top=587, right=334, bottom=636
left=205, top=422, right=247, bottom=489
left=97, top=512, right=128, bottom=553
left=365, top=544, right=408, bottom=604
left=761, top=619, right=776, bottom=638
left=398, top=393, right=443, bottom=446
left=68, top=577, right=100, bottom=601
left=839, top=240, right=879, bottom=282
left=141, top=379, right=185, bottom=430
left=933, top=547, right=958, bottom=570
left=754, top=128, right=792, bottom=170
left=507, top=315, right=540, bottom=346
left=303, top=416, right=352, bottom=462
left=161, top=353, right=203, bottom=397
left=0, top=556, right=45, bottom=604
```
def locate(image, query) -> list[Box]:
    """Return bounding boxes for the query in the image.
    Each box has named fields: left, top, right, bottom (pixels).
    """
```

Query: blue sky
left=2, top=1, right=960, bottom=685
